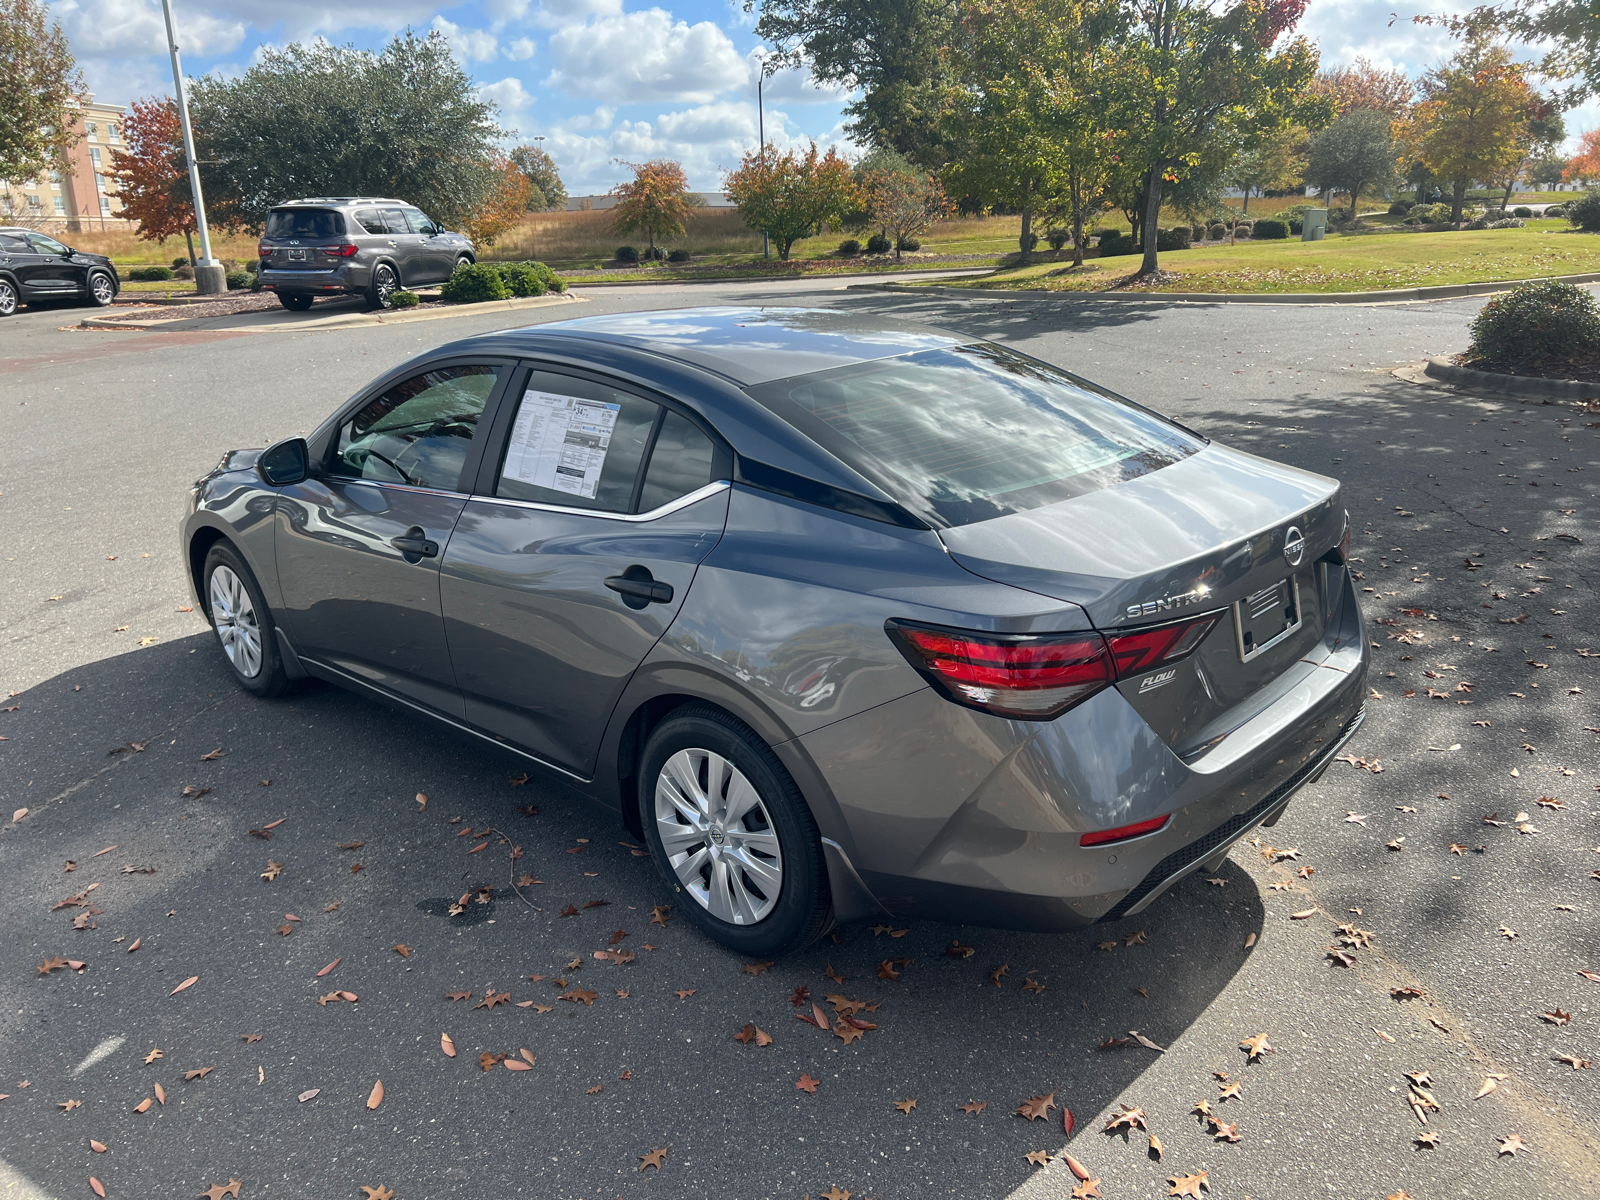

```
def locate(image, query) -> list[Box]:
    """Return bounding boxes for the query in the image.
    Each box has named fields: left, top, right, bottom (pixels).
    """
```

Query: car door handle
left=605, top=574, right=673, bottom=604
left=391, top=528, right=438, bottom=560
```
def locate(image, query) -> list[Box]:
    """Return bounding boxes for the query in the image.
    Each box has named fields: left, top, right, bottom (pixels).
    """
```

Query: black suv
left=257, top=198, right=476, bottom=312
left=0, top=227, right=120, bottom=316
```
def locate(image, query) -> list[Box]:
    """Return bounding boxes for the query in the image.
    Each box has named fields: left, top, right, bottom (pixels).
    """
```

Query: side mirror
left=257, top=437, right=310, bottom=486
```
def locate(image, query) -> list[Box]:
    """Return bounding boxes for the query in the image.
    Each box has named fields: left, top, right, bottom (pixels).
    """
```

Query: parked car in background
left=0, top=227, right=120, bottom=316
left=256, top=198, right=475, bottom=313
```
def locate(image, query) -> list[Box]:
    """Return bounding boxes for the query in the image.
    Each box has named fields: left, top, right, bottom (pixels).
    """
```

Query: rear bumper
left=258, top=263, right=370, bottom=294
left=798, top=571, right=1369, bottom=933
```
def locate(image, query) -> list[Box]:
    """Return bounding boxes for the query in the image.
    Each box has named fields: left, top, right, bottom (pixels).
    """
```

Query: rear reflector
left=1079, top=814, right=1169, bottom=847
left=886, top=621, right=1111, bottom=720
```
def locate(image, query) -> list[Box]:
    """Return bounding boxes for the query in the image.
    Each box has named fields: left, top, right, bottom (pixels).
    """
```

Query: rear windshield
left=745, top=343, right=1202, bottom=528
left=265, top=209, right=345, bottom=239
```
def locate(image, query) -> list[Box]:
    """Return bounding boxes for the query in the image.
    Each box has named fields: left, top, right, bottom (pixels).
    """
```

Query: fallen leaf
left=825, top=962, right=847, bottom=984
left=360, top=1188, right=394, bottom=1200
left=90, top=1178, right=105, bottom=1198
left=259, top=861, right=283, bottom=881
left=200, top=748, right=225, bottom=761
left=169, top=976, right=198, bottom=996
left=945, top=941, right=975, bottom=958
left=315, top=958, right=341, bottom=977
left=796, top=1073, right=820, bottom=1093
left=1539, top=1008, right=1571, bottom=1026
left=958, top=1100, right=986, bottom=1115
left=241, top=1034, right=261, bottom=1044
left=990, top=963, right=1010, bottom=987
left=1240, top=1032, right=1271, bottom=1061
left=184, top=1067, right=213, bottom=1080
left=1554, top=1054, right=1593, bottom=1069
left=1498, top=1134, right=1527, bottom=1157
left=133, top=1098, right=151, bottom=1113
left=1415, top=1130, right=1441, bottom=1149
left=1072, top=1180, right=1102, bottom=1199
left=474, top=991, right=510, bottom=1010
left=1104, top=1105, right=1146, bottom=1133
left=143, top=1047, right=162, bottom=1064
left=789, top=984, right=811, bottom=1006
left=58, top=1099, right=81, bottom=1111
left=1167, top=1171, right=1210, bottom=1198
left=1062, top=1151, right=1090, bottom=1181
left=366, top=1080, right=384, bottom=1109
left=638, top=1148, right=668, bottom=1172
left=1290, top=909, right=1316, bottom=920
left=1026, top=1150, right=1051, bottom=1167
left=415, top=793, right=428, bottom=810
left=503, top=1058, right=532, bottom=1072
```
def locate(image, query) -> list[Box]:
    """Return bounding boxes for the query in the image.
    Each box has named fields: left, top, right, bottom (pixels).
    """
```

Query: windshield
left=745, top=343, right=1203, bottom=528
left=265, top=209, right=345, bottom=239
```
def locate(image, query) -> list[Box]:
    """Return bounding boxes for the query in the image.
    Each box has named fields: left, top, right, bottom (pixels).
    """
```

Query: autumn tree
left=1495, top=103, right=1562, bottom=210
left=111, top=98, right=196, bottom=258
left=609, top=159, right=694, bottom=255
left=1314, top=57, right=1415, bottom=116
left=0, top=0, right=84, bottom=186
left=1305, top=107, right=1398, bottom=212
left=1393, top=38, right=1540, bottom=223
left=1562, top=129, right=1600, bottom=184
left=1441, top=0, right=1600, bottom=107
left=724, top=142, right=858, bottom=259
left=861, top=153, right=953, bottom=258
left=465, top=156, right=535, bottom=245
left=509, top=143, right=567, bottom=211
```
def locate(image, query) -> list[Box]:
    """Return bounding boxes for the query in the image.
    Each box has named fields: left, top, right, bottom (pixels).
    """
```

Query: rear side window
left=352, top=208, right=385, bottom=233
left=638, top=411, right=715, bottom=511
left=265, top=209, right=345, bottom=238
left=495, top=371, right=657, bottom=513
left=745, top=343, right=1203, bottom=528
left=0, top=233, right=31, bottom=252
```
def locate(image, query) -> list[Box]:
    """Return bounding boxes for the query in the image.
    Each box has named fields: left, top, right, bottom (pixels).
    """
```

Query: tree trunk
left=1450, top=177, right=1466, bottom=225
left=184, top=229, right=196, bottom=267
left=1500, top=174, right=1515, bottom=213
left=1069, top=163, right=1085, bottom=268
left=1138, top=165, right=1163, bottom=276
left=1242, top=189, right=1250, bottom=216
left=1019, top=206, right=1033, bottom=264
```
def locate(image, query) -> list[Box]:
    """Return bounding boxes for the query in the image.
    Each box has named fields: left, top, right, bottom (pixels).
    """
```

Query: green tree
left=508, top=143, right=567, bottom=211
left=861, top=157, right=952, bottom=257
left=608, top=159, right=694, bottom=254
left=187, top=31, right=502, bottom=230
left=1226, top=124, right=1307, bottom=214
left=0, top=0, right=83, bottom=186
left=750, top=0, right=960, bottom=165
left=1444, top=0, right=1600, bottom=107
left=1495, top=106, right=1563, bottom=210
left=1526, top=149, right=1568, bottom=190
left=724, top=142, right=859, bottom=259
left=1305, top=107, right=1398, bottom=213
left=1106, top=0, right=1326, bottom=276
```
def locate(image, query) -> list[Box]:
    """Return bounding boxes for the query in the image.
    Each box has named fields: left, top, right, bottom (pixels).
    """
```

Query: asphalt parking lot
left=2, top=280, right=1596, bottom=1200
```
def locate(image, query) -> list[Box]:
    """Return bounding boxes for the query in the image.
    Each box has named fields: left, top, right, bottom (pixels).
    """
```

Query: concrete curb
left=1421, top=356, right=1600, bottom=400
left=80, top=290, right=580, bottom=333
left=559, top=265, right=994, bottom=288
left=848, top=269, right=1600, bottom=306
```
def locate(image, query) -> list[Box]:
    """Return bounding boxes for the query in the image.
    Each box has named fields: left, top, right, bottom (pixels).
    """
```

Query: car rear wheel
left=639, top=704, right=831, bottom=956
left=0, top=279, right=16, bottom=316
left=202, top=543, right=290, bottom=698
left=87, top=271, right=116, bottom=306
left=367, top=263, right=397, bottom=310
left=278, top=292, right=314, bottom=312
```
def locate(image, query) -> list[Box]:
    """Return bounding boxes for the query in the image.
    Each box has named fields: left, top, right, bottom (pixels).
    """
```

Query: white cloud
left=431, top=16, right=499, bottom=63
left=531, top=0, right=623, bottom=26
left=563, top=105, right=617, bottom=131
left=751, top=54, right=853, bottom=106
left=544, top=8, right=749, bottom=104
left=506, top=37, right=537, bottom=60
left=56, top=0, right=245, bottom=58
left=478, top=76, right=537, bottom=115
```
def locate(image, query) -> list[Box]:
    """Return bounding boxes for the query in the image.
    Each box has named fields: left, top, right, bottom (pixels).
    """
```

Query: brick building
left=0, top=96, right=131, bottom=232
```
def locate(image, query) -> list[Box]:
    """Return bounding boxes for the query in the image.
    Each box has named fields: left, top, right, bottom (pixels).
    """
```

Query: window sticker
left=503, top=389, right=621, bottom=499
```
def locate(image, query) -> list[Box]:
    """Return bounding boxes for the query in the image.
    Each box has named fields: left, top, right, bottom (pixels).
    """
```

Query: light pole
left=531, top=135, right=546, bottom=260
left=161, top=0, right=224, bottom=294
left=757, top=73, right=768, bottom=259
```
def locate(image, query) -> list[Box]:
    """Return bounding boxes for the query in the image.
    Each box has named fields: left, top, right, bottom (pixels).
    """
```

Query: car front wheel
left=0, top=278, right=16, bottom=316
left=87, top=271, right=115, bottom=306
left=202, top=543, right=290, bottom=698
left=639, top=704, right=831, bottom=956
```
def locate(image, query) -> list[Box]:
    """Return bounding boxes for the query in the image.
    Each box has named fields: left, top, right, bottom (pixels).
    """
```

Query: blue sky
left=54, top=0, right=1597, bottom=197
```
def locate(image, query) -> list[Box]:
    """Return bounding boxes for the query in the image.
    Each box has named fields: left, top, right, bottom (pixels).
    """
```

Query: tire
left=202, top=542, right=290, bottom=698
left=638, top=704, right=831, bottom=956
left=86, top=270, right=116, bottom=307
left=0, top=278, right=16, bottom=316
left=278, top=292, right=314, bottom=312
left=453, top=255, right=472, bottom=276
left=367, top=263, right=398, bottom=310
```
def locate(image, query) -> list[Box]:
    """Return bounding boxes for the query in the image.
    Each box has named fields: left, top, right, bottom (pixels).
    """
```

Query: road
left=1, top=280, right=1596, bottom=1200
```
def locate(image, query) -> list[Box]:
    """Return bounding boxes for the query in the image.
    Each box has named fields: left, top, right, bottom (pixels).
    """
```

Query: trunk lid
left=940, top=444, right=1346, bottom=755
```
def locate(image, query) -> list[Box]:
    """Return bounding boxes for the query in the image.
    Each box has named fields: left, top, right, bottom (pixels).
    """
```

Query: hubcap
left=376, top=268, right=395, bottom=306
left=655, top=748, right=782, bottom=926
left=91, top=274, right=113, bottom=303
left=0, top=282, right=15, bottom=314
left=209, top=565, right=262, bottom=678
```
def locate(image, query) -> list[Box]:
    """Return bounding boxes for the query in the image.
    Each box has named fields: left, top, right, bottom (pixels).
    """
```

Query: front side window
left=405, top=209, right=438, bottom=236
left=27, top=232, right=68, bottom=255
left=335, top=364, right=502, bottom=491
left=495, top=372, right=658, bottom=512
left=746, top=343, right=1203, bottom=528
left=265, top=209, right=345, bottom=239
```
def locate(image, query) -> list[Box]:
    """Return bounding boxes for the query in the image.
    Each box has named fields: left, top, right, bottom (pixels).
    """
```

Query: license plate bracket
left=287, top=249, right=306, bottom=261
left=1232, top=576, right=1302, bottom=662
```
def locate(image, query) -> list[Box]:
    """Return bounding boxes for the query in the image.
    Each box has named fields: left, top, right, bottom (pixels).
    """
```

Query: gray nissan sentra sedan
left=181, top=307, right=1368, bottom=956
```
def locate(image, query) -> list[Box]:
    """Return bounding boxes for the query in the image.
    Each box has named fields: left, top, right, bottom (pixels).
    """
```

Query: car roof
left=270, top=198, right=409, bottom=208
left=462, top=306, right=972, bottom=386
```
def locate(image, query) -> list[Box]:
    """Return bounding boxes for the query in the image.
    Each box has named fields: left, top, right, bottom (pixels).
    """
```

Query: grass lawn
left=936, top=222, right=1600, bottom=295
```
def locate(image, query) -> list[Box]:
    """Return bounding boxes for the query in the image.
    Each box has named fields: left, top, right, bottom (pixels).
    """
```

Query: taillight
left=1080, top=814, right=1169, bottom=847
left=321, top=243, right=358, bottom=257
left=886, top=621, right=1113, bottom=719
left=258, top=243, right=270, bottom=258
left=1104, top=613, right=1221, bottom=677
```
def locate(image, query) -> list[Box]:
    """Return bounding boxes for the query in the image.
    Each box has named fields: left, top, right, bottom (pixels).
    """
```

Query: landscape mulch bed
left=95, top=290, right=448, bottom=324
left=1454, top=353, right=1600, bottom=385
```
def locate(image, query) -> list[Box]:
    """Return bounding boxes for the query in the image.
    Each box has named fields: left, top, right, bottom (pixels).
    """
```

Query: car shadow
left=0, top=634, right=1264, bottom=1200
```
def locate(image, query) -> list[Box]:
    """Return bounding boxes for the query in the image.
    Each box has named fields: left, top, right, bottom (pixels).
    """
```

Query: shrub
left=642, top=245, right=666, bottom=261
left=1489, top=218, right=1525, bottom=229
left=1018, top=232, right=1038, bottom=252
left=1046, top=228, right=1071, bottom=251
left=1470, top=279, right=1600, bottom=363
left=897, top=235, right=923, bottom=252
left=172, top=256, right=189, bottom=270
left=1156, top=226, right=1191, bottom=251
left=440, top=261, right=509, bottom=303
left=1207, top=222, right=1227, bottom=241
left=837, top=238, right=861, bottom=257
left=1233, top=223, right=1252, bottom=239
left=225, top=270, right=251, bottom=290
left=1565, top=191, right=1600, bottom=231
left=1545, top=203, right=1566, bottom=218
left=127, top=266, right=174, bottom=282
left=615, top=245, right=640, bottom=263
left=494, top=261, right=547, bottom=297
left=1095, top=229, right=1134, bottom=256
left=1287, top=217, right=1304, bottom=235
left=244, top=258, right=259, bottom=274
left=528, top=261, right=566, bottom=293
left=668, top=248, right=691, bottom=262
left=1191, top=224, right=1207, bottom=244
left=1253, top=218, right=1288, bottom=239
left=389, top=290, right=421, bottom=308
left=865, top=233, right=892, bottom=254
left=174, top=264, right=194, bottom=280
left=1512, top=206, right=1533, bottom=218
left=1388, top=201, right=1410, bottom=215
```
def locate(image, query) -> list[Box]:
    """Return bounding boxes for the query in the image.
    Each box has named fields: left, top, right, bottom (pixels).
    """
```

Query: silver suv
left=256, top=197, right=476, bottom=312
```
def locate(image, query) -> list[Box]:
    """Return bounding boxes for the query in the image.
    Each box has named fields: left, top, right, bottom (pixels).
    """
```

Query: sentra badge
left=1126, top=585, right=1211, bottom=621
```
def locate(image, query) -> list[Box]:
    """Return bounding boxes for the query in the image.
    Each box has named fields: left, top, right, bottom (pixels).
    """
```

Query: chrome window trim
left=324, top=476, right=468, bottom=499
left=472, top=479, right=730, bottom=523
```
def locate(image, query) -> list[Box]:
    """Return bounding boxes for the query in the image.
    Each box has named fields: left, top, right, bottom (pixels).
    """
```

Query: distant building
left=566, top=191, right=736, bottom=211
left=0, top=96, right=131, bottom=232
